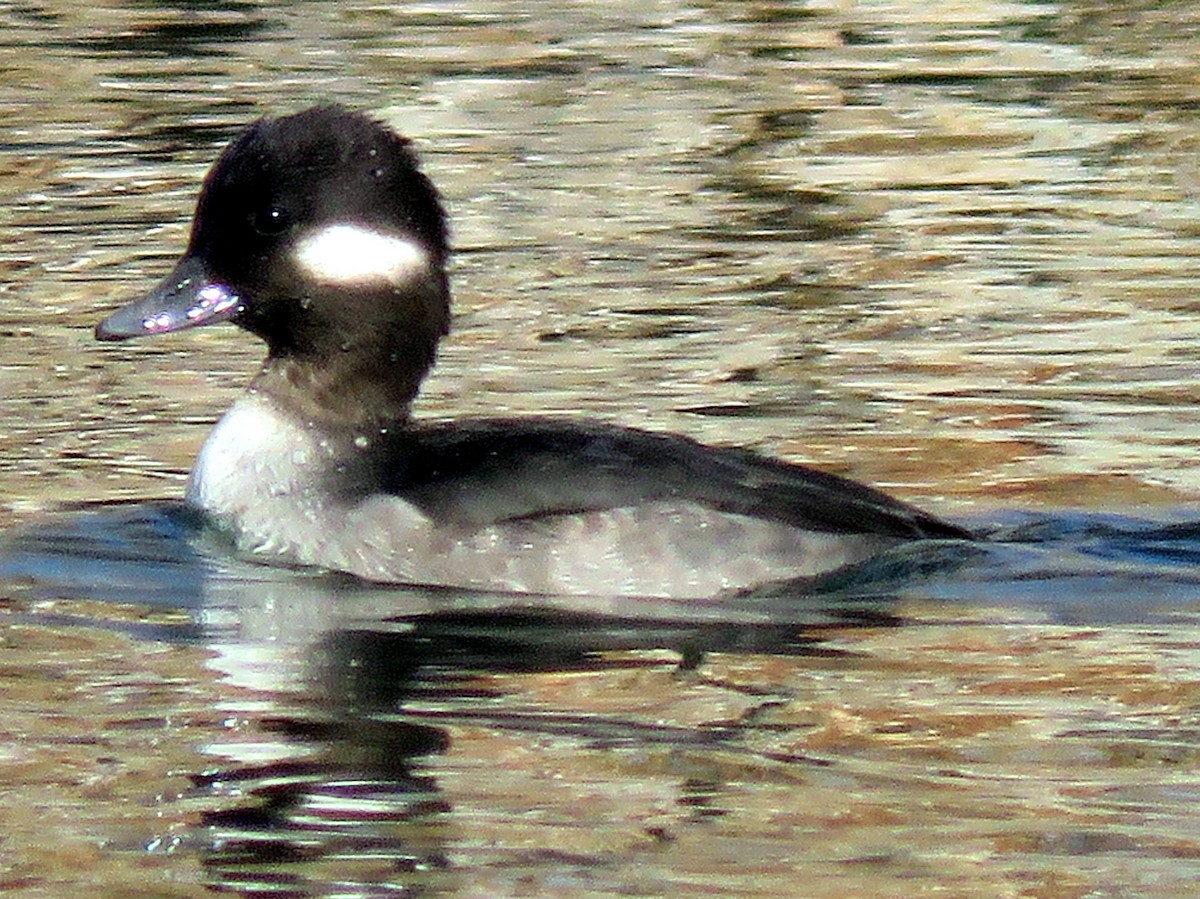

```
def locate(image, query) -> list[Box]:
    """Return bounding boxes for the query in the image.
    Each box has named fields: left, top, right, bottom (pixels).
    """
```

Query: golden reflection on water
left=6, top=1, right=1200, bottom=514
left=6, top=605, right=1200, bottom=897
left=4, top=0, right=1200, bottom=896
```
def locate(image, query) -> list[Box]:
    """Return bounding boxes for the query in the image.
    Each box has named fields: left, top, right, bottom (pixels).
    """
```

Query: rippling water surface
left=4, top=1, right=1200, bottom=896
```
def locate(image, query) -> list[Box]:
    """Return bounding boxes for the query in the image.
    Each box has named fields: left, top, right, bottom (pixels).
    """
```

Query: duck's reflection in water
left=9, top=502, right=1200, bottom=894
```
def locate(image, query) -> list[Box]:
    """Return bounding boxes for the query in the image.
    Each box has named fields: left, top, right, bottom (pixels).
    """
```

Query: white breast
left=186, top=393, right=430, bottom=565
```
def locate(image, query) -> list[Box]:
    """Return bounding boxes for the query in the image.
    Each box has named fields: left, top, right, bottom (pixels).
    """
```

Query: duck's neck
left=251, top=350, right=422, bottom=434
left=239, top=273, right=450, bottom=434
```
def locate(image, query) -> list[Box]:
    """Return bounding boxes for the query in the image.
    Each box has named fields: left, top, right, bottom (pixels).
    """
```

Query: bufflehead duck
left=95, top=105, right=969, bottom=598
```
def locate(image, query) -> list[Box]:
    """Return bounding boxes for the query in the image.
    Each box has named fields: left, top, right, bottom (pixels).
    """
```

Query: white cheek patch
left=293, top=223, right=429, bottom=287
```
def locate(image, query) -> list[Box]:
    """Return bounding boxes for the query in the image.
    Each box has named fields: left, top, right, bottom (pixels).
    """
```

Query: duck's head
left=97, top=105, right=452, bottom=421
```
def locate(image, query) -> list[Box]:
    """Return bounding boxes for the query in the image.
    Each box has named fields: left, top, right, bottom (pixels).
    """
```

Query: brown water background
left=4, top=1, right=1200, bottom=896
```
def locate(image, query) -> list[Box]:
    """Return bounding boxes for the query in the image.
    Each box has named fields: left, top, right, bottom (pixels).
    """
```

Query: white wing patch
left=293, top=224, right=428, bottom=286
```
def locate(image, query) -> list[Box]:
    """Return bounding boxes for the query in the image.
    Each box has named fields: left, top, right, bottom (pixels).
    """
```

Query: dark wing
left=380, top=418, right=971, bottom=540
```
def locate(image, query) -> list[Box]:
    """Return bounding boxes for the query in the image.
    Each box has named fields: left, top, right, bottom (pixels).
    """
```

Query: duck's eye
left=250, top=206, right=292, bottom=237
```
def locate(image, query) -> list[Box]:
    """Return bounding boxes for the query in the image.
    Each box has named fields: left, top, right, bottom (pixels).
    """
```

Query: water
left=4, top=1, right=1200, bottom=896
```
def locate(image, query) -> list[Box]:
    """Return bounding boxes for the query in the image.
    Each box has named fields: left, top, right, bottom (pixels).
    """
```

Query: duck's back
left=318, top=417, right=968, bottom=597
left=390, top=418, right=963, bottom=538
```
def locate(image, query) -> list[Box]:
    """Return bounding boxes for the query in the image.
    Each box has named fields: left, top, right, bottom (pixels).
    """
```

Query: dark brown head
left=97, top=105, right=452, bottom=422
